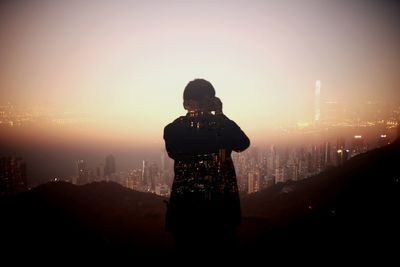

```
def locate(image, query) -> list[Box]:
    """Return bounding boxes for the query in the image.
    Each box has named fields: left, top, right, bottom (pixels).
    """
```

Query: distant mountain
left=1, top=140, right=399, bottom=260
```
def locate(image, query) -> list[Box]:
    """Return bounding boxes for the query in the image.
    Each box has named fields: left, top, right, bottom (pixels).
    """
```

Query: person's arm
left=164, top=118, right=199, bottom=159
left=217, top=114, right=250, bottom=152
left=163, top=123, right=178, bottom=160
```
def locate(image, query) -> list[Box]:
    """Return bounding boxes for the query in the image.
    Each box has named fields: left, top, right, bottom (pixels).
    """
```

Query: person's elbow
left=233, top=135, right=250, bottom=152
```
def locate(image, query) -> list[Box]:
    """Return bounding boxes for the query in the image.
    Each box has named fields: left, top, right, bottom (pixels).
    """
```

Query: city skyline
left=1, top=0, right=400, bottom=190
left=1, top=126, right=394, bottom=194
left=1, top=94, right=399, bottom=185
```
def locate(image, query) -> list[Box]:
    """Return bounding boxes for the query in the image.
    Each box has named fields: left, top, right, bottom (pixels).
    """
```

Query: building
left=247, top=171, right=260, bottom=194
left=149, top=161, right=159, bottom=192
left=141, top=160, right=153, bottom=192
left=336, top=149, right=349, bottom=166
left=275, top=167, right=285, bottom=184
left=104, top=154, right=116, bottom=178
left=377, top=134, right=389, bottom=148
left=76, top=159, right=89, bottom=185
left=351, top=135, right=367, bottom=156
left=322, top=142, right=332, bottom=167
left=96, top=163, right=105, bottom=181
left=0, top=156, right=28, bottom=195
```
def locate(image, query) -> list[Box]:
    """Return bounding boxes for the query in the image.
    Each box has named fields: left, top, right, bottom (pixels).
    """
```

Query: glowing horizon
left=1, top=0, right=400, bottom=145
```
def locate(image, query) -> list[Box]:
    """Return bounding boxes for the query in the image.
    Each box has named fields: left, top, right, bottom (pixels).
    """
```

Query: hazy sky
left=1, top=0, right=400, bottom=145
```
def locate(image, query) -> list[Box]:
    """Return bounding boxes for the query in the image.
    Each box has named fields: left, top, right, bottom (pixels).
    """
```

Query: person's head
left=183, top=79, right=221, bottom=113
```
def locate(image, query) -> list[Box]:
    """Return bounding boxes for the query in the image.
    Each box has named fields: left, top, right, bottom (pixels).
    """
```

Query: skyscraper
left=315, top=80, right=321, bottom=124
left=0, top=156, right=27, bottom=195
left=141, top=160, right=150, bottom=191
left=336, top=137, right=348, bottom=165
left=76, top=159, right=88, bottom=185
left=247, top=171, right=259, bottom=194
left=104, top=154, right=116, bottom=178
left=96, top=163, right=105, bottom=181
left=149, top=161, right=159, bottom=192
left=322, top=141, right=332, bottom=167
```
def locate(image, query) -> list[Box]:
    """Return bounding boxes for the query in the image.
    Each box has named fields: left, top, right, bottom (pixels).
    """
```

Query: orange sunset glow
left=1, top=0, right=400, bottom=145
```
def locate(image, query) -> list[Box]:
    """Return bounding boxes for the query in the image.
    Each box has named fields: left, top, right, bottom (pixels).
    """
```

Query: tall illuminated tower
left=314, top=80, right=321, bottom=124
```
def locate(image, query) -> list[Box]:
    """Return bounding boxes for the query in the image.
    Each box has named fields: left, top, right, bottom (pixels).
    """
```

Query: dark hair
left=183, top=79, right=215, bottom=101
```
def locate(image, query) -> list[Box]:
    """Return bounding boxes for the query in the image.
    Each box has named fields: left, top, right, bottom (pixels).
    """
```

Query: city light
left=1, top=0, right=400, bottom=195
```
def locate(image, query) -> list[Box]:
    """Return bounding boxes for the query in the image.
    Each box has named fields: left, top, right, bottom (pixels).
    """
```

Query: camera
left=213, top=97, right=222, bottom=113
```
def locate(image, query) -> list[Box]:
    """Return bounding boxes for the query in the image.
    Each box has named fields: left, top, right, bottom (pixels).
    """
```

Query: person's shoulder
left=164, top=116, right=187, bottom=131
left=216, top=114, right=236, bottom=125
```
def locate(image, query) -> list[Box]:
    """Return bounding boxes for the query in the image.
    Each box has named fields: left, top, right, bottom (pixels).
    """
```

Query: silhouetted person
left=163, top=79, right=250, bottom=256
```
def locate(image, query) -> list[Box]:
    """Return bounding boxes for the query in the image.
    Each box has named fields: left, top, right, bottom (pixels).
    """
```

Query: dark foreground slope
left=0, top=181, right=174, bottom=257
left=239, top=139, right=400, bottom=258
left=1, top=140, right=399, bottom=260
